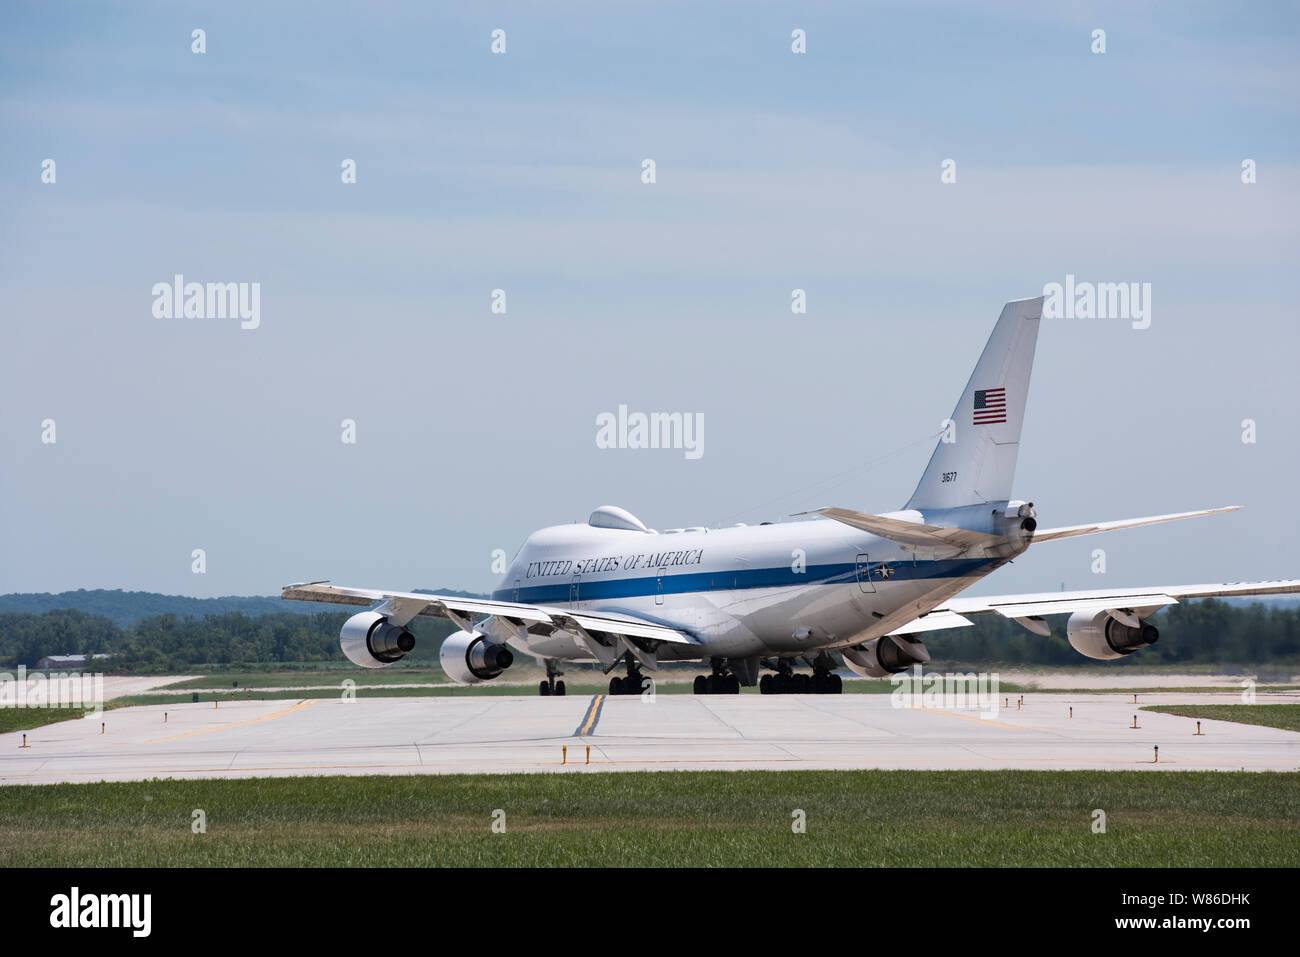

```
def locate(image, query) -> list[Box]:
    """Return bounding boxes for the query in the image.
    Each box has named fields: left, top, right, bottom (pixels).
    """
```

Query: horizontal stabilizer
left=798, top=507, right=1005, bottom=550
left=1031, top=506, right=1240, bottom=543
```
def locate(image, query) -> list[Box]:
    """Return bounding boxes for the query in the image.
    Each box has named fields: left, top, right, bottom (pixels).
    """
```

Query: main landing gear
left=609, top=659, right=652, bottom=696
left=758, top=656, right=843, bottom=695
left=692, top=658, right=740, bottom=695
left=538, top=660, right=567, bottom=696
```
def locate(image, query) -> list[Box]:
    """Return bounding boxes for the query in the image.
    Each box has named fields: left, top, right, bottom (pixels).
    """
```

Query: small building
left=34, top=653, right=112, bottom=670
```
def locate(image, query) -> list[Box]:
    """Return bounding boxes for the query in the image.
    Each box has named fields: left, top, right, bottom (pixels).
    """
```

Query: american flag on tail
left=973, top=387, right=1006, bottom=425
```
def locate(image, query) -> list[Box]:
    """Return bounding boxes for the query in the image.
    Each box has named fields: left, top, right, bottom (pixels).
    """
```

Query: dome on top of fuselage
left=588, top=505, right=653, bottom=532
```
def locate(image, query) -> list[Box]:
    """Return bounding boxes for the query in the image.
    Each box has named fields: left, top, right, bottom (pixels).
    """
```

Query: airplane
left=282, top=296, right=1300, bottom=696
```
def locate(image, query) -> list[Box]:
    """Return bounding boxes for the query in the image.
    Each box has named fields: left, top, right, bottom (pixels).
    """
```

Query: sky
left=1, top=1, right=1298, bottom=599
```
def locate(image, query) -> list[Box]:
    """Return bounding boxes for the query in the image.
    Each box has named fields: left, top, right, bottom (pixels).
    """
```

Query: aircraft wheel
left=830, top=674, right=843, bottom=694
left=609, top=676, right=622, bottom=695
left=539, top=681, right=551, bottom=696
left=759, top=674, right=772, bottom=695
left=693, top=675, right=707, bottom=695
left=727, top=674, right=740, bottom=694
left=555, top=680, right=566, bottom=696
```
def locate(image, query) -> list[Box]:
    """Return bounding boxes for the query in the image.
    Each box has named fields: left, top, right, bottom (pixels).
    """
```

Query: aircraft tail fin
left=905, top=297, right=1043, bottom=511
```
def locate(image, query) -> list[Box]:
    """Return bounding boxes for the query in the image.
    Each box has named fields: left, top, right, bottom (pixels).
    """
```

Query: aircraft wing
left=917, top=579, right=1300, bottom=636
left=886, top=610, right=974, bottom=635
left=280, top=582, right=697, bottom=645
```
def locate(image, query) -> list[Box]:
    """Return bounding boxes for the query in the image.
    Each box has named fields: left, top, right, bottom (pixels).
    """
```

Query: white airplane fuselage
left=488, top=503, right=1030, bottom=664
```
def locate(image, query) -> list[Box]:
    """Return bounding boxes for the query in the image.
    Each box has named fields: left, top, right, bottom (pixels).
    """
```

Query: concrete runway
left=1, top=692, right=1297, bottom=784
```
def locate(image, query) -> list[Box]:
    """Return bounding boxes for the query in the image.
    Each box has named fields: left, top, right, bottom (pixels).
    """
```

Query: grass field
left=1142, top=703, right=1300, bottom=733
left=0, top=679, right=1020, bottom=733
left=110, top=678, right=1050, bottom=708
left=0, top=707, right=96, bottom=735
left=61, top=661, right=1293, bottom=696
left=1, top=681, right=1290, bottom=734
left=0, top=770, right=1295, bottom=867
left=165, top=669, right=504, bottom=689
left=151, top=667, right=1299, bottom=696
left=1022, top=685, right=1299, bottom=694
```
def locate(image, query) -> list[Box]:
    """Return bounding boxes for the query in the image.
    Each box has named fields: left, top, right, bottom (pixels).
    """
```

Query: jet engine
left=1066, top=609, right=1159, bottom=661
left=340, top=611, right=415, bottom=668
left=841, top=634, right=931, bottom=678
left=439, top=630, right=515, bottom=684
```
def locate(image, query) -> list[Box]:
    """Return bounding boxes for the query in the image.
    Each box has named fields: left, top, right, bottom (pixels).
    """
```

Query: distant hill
left=0, top=587, right=488, bottom=627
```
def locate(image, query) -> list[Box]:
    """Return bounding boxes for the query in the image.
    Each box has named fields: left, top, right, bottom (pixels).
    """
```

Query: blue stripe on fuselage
left=491, top=557, right=998, bottom=604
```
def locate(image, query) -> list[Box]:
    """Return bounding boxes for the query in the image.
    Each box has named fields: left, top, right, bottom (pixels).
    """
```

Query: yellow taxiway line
left=145, top=699, right=317, bottom=744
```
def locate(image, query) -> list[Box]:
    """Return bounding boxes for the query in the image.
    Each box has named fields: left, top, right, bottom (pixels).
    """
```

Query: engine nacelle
left=1066, top=610, right=1159, bottom=661
left=340, top=611, right=415, bottom=668
left=841, top=634, right=931, bottom=678
left=439, top=630, right=515, bottom=684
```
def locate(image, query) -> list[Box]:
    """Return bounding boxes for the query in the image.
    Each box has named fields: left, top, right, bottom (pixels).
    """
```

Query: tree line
left=0, top=610, right=456, bottom=673
left=926, top=598, right=1300, bottom=668
left=0, top=588, right=484, bottom=628
left=0, top=598, right=1296, bottom=673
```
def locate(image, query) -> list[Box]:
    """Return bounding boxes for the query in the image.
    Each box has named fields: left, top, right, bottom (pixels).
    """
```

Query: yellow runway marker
left=915, top=706, right=1025, bottom=731
left=573, top=695, right=606, bottom=737
left=146, top=699, right=317, bottom=744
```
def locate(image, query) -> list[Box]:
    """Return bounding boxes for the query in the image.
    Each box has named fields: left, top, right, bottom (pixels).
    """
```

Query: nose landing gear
left=538, top=660, right=567, bottom=696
